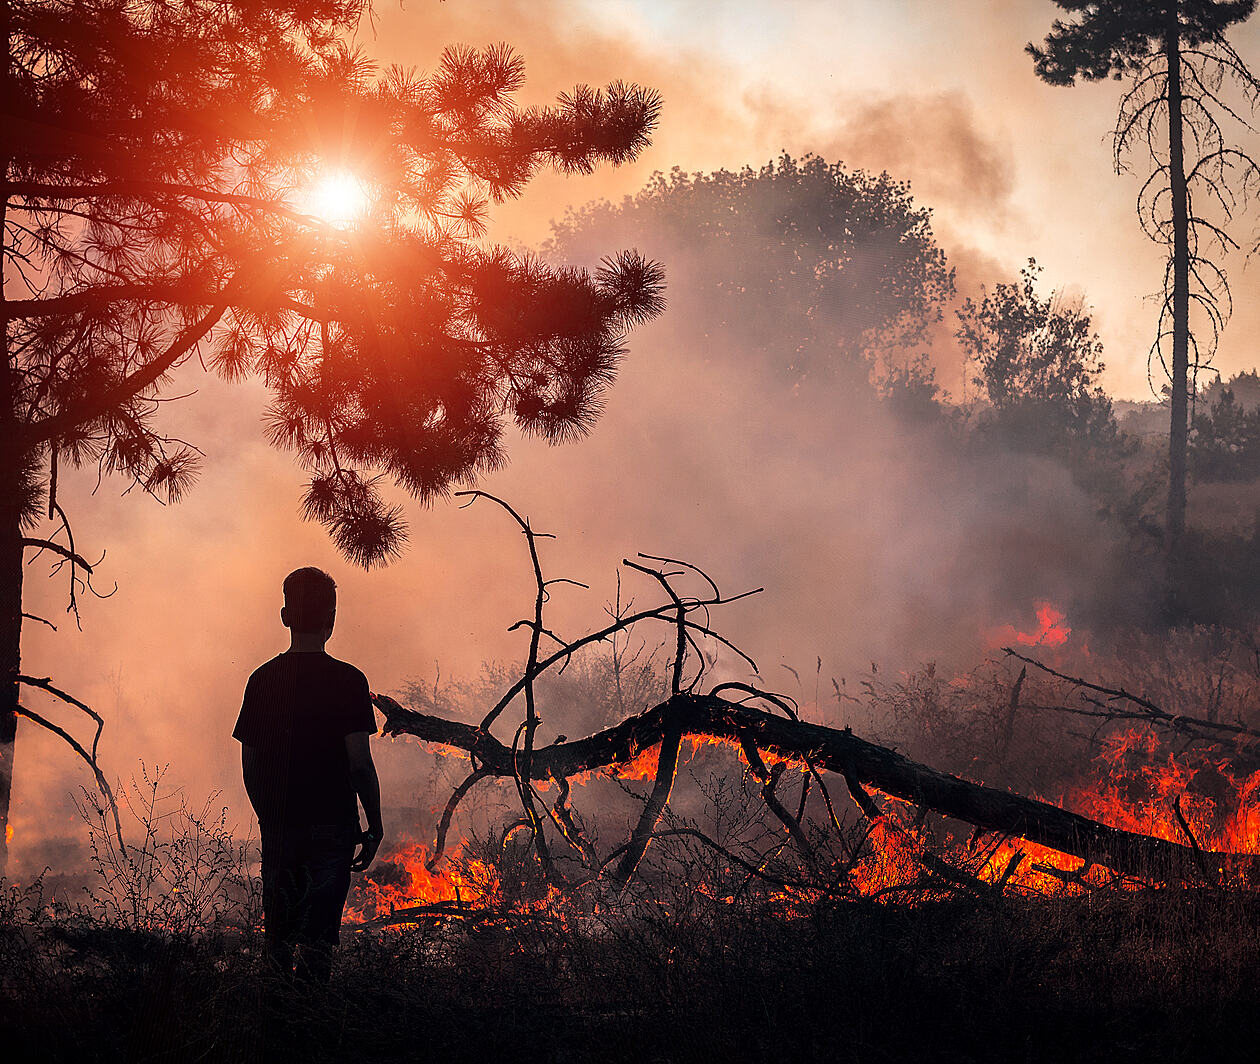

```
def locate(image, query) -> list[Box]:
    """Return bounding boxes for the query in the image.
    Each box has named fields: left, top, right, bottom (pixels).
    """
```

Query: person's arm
left=241, top=744, right=266, bottom=820
left=345, top=731, right=383, bottom=871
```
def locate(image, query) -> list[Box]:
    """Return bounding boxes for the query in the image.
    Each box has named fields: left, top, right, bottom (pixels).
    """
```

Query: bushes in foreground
left=4, top=876, right=1260, bottom=1063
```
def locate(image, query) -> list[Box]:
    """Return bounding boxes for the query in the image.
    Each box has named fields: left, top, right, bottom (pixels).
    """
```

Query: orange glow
left=891, top=725, right=1260, bottom=897
left=346, top=839, right=498, bottom=922
left=985, top=601, right=1071, bottom=650
left=4, top=824, right=11, bottom=845
left=346, top=838, right=568, bottom=924
left=303, top=170, right=370, bottom=228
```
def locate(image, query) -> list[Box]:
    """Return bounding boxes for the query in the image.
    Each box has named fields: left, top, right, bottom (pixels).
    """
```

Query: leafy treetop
left=545, top=154, right=954, bottom=388
left=1028, top=0, right=1257, bottom=84
left=955, top=260, right=1115, bottom=454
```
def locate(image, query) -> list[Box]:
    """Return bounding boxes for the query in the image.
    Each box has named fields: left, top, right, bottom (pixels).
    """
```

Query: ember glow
left=347, top=841, right=497, bottom=922
left=985, top=601, right=1072, bottom=650
left=347, top=839, right=568, bottom=924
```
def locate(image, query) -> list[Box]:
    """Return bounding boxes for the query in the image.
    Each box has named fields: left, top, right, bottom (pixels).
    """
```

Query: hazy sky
left=13, top=0, right=1260, bottom=873
left=360, top=0, right=1260, bottom=399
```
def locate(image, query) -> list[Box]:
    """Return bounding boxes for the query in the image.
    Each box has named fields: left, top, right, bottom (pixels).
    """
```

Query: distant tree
left=1190, top=382, right=1260, bottom=480
left=873, top=353, right=948, bottom=425
left=545, top=154, right=955, bottom=389
left=1, top=1, right=664, bottom=868
left=1199, top=368, right=1260, bottom=412
left=955, top=260, right=1116, bottom=454
left=1029, top=0, right=1260, bottom=603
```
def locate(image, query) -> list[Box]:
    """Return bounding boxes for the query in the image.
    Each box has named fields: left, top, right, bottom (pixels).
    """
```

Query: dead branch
left=1171, top=794, right=1211, bottom=883
left=19, top=674, right=106, bottom=760
left=999, top=665, right=1026, bottom=760
left=16, top=702, right=125, bottom=853
left=1004, top=647, right=1260, bottom=745
left=429, top=767, right=491, bottom=872
left=474, top=576, right=761, bottom=732
left=611, top=725, right=682, bottom=886
left=598, top=826, right=821, bottom=895
left=738, top=735, right=818, bottom=866
left=16, top=675, right=124, bottom=854
left=20, top=537, right=94, bottom=574
left=377, top=500, right=1258, bottom=898
left=457, top=491, right=555, bottom=877
left=374, top=689, right=1257, bottom=886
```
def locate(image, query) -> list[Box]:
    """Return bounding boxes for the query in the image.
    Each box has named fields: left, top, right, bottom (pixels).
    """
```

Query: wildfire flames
left=348, top=747, right=1258, bottom=924
left=347, top=841, right=499, bottom=922
left=352, top=735, right=1260, bottom=922
left=985, top=601, right=1072, bottom=650
left=346, top=603, right=1260, bottom=923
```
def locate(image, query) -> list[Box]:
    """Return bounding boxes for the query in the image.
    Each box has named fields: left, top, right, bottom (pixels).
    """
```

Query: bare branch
left=16, top=704, right=125, bottom=854
left=21, top=538, right=93, bottom=573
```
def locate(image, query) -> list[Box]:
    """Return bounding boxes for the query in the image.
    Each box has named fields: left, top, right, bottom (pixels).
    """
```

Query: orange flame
left=358, top=620, right=1260, bottom=915
left=346, top=840, right=498, bottom=922
left=985, top=601, right=1071, bottom=650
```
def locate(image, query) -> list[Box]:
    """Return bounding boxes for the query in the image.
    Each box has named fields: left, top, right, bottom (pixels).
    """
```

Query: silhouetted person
left=233, top=567, right=383, bottom=986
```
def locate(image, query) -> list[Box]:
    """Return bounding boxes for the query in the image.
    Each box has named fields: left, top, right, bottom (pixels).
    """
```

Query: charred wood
left=373, top=690, right=1259, bottom=886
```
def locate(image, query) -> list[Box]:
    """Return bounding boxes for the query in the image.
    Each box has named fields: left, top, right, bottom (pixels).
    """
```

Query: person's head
left=281, top=567, right=337, bottom=636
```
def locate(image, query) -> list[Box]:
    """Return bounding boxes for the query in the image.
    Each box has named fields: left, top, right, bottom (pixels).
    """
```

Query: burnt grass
left=4, top=888, right=1260, bottom=1064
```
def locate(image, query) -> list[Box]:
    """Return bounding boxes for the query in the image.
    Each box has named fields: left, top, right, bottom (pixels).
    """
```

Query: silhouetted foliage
left=1190, top=380, right=1260, bottom=482
left=546, top=154, right=955, bottom=388
left=956, top=261, right=1116, bottom=455
left=7, top=10, right=663, bottom=561
left=1, top=0, right=663, bottom=865
left=873, top=354, right=947, bottom=425
left=1199, top=369, right=1260, bottom=413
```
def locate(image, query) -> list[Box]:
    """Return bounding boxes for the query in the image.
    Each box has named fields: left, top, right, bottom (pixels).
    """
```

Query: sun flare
left=304, top=170, right=370, bottom=228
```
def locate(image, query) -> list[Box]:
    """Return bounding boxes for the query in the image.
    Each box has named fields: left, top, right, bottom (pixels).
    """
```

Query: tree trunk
left=1165, top=12, right=1191, bottom=614
left=374, top=691, right=1257, bottom=886
left=0, top=1, right=20, bottom=870
left=0, top=481, right=22, bottom=875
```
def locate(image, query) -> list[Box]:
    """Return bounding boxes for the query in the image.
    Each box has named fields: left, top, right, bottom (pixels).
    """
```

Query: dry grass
left=4, top=876, right=1260, bottom=1063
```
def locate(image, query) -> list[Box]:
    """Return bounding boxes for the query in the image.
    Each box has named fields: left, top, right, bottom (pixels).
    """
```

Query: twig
left=611, top=726, right=683, bottom=887
left=1004, top=647, right=1260, bottom=743
left=739, top=734, right=818, bottom=866
left=15, top=703, right=125, bottom=853
left=428, top=767, right=491, bottom=870
left=1171, top=794, right=1212, bottom=883
left=19, top=674, right=106, bottom=760
left=599, top=827, right=821, bottom=895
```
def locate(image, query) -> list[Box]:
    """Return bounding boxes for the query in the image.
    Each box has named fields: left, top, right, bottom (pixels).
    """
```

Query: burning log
left=375, top=494, right=1260, bottom=897
left=372, top=689, right=1259, bottom=886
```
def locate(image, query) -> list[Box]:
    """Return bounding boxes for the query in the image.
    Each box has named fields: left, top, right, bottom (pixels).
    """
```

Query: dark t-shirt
left=233, top=652, right=376, bottom=828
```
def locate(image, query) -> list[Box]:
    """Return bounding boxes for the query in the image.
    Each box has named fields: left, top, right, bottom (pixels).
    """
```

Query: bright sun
left=304, top=170, right=370, bottom=228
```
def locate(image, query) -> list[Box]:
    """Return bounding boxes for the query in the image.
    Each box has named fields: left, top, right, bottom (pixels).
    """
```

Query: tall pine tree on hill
left=1029, top=0, right=1259, bottom=616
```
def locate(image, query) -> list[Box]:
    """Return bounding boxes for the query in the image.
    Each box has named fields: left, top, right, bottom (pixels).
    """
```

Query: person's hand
left=352, top=828, right=382, bottom=872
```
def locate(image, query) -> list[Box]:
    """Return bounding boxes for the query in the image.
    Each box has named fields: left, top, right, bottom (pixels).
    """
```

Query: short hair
left=283, top=567, right=337, bottom=633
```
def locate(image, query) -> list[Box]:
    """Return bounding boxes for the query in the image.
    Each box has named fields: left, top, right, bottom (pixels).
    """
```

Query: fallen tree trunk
left=373, top=690, right=1259, bottom=886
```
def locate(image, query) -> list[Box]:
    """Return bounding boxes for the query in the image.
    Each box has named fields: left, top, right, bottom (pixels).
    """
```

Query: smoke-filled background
left=11, top=0, right=1260, bottom=875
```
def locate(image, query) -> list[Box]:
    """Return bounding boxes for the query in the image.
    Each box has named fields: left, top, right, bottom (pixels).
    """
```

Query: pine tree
left=1, top=0, right=663, bottom=868
left=1029, top=0, right=1259, bottom=614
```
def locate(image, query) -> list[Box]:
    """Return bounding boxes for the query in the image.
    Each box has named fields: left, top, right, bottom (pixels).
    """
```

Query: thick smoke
left=11, top=0, right=1239, bottom=877
left=14, top=158, right=1142, bottom=880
